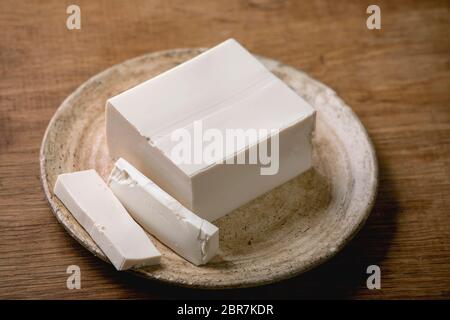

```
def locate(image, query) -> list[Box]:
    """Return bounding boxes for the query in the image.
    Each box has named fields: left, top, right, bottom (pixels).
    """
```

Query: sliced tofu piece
left=108, top=158, right=219, bottom=266
left=54, top=169, right=161, bottom=270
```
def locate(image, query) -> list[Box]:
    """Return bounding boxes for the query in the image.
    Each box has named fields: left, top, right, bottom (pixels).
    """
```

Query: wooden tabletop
left=1, top=0, right=449, bottom=299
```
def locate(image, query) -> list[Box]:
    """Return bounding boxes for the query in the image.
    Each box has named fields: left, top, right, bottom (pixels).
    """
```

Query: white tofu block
left=106, top=38, right=316, bottom=221
left=54, top=170, right=161, bottom=270
left=108, top=158, right=219, bottom=266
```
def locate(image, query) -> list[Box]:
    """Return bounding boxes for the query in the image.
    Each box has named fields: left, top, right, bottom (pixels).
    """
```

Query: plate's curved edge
left=40, top=48, right=379, bottom=289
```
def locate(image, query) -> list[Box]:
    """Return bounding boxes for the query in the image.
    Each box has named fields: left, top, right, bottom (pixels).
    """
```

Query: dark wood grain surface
left=0, top=0, right=449, bottom=299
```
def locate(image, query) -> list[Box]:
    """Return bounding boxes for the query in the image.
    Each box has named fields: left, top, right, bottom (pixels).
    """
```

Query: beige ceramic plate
left=40, top=48, right=377, bottom=289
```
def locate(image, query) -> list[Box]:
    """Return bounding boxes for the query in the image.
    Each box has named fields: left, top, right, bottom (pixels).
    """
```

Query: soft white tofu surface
left=54, top=169, right=161, bottom=270
left=106, top=38, right=315, bottom=221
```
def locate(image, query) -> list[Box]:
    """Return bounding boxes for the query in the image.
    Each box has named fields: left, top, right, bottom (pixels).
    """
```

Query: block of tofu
left=106, top=38, right=316, bottom=221
left=54, top=170, right=161, bottom=270
left=108, top=158, right=219, bottom=266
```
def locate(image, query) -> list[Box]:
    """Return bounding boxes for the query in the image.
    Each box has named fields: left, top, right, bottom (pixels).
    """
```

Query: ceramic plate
left=40, top=49, right=377, bottom=289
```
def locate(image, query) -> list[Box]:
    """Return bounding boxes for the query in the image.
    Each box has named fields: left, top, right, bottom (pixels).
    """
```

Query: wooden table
left=1, top=0, right=449, bottom=299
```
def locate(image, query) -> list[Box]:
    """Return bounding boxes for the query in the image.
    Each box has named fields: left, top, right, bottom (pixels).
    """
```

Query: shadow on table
left=114, top=155, right=399, bottom=299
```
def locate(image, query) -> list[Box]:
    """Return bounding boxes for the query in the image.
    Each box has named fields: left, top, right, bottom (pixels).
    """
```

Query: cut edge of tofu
left=108, top=158, right=220, bottom=266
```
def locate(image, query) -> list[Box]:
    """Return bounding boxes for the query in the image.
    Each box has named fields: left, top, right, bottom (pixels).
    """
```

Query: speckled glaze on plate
left=40, top=48, right=378, bottom=289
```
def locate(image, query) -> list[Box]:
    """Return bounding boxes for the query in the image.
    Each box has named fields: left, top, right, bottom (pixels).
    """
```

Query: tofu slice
left=108, top=158, right=219, bottom=266
left=54, top=169, right=161, bottom=270
left=106, top=38, right=315, bottom=222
